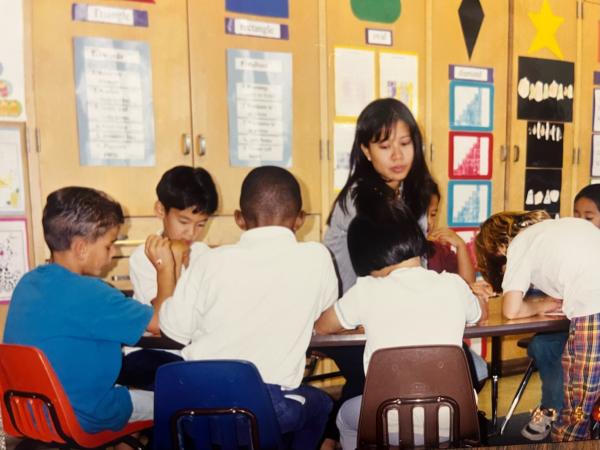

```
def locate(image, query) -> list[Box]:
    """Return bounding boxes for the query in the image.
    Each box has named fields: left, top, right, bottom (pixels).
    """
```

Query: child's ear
left=234, top=210, right=247, bottom=231
left=154, top=201, right=166, bottom=219
left=293, top=210, right=306, bottom=232
left=71, top=237, right=88, bottom=261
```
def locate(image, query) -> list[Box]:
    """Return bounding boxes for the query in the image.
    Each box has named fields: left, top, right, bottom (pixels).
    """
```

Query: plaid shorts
left=552, top=311, right=600, bottom=441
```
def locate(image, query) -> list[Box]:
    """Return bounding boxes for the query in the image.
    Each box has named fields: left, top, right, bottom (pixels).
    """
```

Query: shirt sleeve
left=333, top=280, right=365, bottom=329
left=129, top=244, right=157, bottom=306
left=501, top=235, right=532, bottom=295
left=454, top=275, right=482, bottom=324
left=317, top=245, right=341, bottom=314
left=86, top=281, right=153, bottom=345
left=159, top=253, right=207, bottom=344
left=323, top=199, right=357, bottom=294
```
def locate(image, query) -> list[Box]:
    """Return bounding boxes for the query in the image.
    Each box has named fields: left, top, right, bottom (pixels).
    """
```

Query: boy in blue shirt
left=4, top=186, right=175, bottom=434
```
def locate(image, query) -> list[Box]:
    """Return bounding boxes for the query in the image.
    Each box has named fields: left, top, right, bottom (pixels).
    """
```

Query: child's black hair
left=330, top=98, right=434, bottom=222
left=156, top=165, right=218, bottom=215
left=348, top=201, right=427, bottom=276
left=240, top=166, right=302, bottom=224
left=574, top=184, right=600, bottom=212
left=42, top=186, right=124, bottom=252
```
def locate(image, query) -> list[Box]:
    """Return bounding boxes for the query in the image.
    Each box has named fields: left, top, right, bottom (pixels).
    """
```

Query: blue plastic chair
left=153, top=360, right=283, bottom=450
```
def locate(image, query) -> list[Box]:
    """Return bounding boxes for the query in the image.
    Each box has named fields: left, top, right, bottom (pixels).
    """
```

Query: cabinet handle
left=111, top=275, right=131, bottom=282
left=429, top=143, right=434, bottom=162
left=500, top=145, right=507, bottom=162
left=512, top=145, right=520, bottom=163
left=196, top=134, right=206, bottom=157
left=181, top=134, right=191, bottom=155
left=576, top=147, right=581, bottom=165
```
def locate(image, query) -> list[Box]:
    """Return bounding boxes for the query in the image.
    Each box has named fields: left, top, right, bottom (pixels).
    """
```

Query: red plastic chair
left=0, top=343, right=152, bottom=449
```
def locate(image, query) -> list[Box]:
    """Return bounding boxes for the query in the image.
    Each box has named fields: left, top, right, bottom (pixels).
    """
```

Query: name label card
left=72, top=4, right=148, bottom=27
left=365, top=28, right=393, bottom=46
left=225, top=17, right=289, bottom=40
left=449, top=64, right=493, bottom=83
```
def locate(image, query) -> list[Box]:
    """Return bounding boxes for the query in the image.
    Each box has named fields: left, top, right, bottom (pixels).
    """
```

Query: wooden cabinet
left=504, top=0, right=578, bottom=216
left=31, top=0, right=192, bottom=217
left=428, top=0, right=510, bottom=224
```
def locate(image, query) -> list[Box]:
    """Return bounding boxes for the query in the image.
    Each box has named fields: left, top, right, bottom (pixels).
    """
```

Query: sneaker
left=521, top=407, right=557, bottom=441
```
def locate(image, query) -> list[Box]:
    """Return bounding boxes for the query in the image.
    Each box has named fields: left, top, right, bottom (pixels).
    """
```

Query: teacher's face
left=361, top=120, right=414, bottom=191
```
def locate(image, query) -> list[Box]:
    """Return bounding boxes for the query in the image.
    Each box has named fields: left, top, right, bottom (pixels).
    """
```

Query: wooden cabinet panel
left=187, top=1, right=323, bottom=214
left=505, top=0, right=578, bottom=216
left=32, top=0, right=193, bottom=216
left=429, top=0, right=509, bottom=224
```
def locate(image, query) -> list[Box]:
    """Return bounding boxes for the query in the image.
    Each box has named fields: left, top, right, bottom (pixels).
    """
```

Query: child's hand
left=469, top=280, right=496, bottom=303
left=537, top=297, right=563, bottom=315
left=428, top=228, right=465, bottom=248
left=170, top=239, right=191, bottom=269
left=145, top=235, right=175, bottom=272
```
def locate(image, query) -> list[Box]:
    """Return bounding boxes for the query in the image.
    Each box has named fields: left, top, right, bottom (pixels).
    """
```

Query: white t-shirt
left=502, top=217, right=600, bottom=319
left=159, top=226, right=339, bottom=388
left=334, top=266, right=481, bottom=373
left=129, top=239, right=210, bottom=305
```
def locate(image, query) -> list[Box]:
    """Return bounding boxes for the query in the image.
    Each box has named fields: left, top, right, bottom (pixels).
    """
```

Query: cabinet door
left=187, top=1, right=323, bottom=216
left=324, top=0, right=426, bottom=209
left=429, top=0, right=509, bottom=225
left=32, top=0, right=192, bottom=216
left=506, top=0, right=577, bottom=216
left=575, top=0, right=600, bottom=191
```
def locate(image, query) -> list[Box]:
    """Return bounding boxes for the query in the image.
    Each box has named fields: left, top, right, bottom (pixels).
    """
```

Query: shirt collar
left=239, top=226, right=297, bottom=245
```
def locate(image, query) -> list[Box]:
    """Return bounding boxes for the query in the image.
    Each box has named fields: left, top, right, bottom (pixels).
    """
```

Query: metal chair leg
left=500, top=359, right=536, bottom=435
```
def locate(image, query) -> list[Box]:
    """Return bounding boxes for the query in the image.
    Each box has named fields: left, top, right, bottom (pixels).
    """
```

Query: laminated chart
left=447, top=180, right=491, bottom=227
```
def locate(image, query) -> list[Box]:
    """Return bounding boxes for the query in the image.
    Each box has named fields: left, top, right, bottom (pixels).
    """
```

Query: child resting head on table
left=476, top=209, right=600, bottom=442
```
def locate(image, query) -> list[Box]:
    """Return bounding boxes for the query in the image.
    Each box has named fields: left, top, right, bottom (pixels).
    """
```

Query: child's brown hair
left=475, top=210, right=550, bottom=291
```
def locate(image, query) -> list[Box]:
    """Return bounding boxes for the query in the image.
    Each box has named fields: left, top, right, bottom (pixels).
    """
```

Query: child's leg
left=336, top=395, right=362, bottom=450
left=117, top=349, right=183, bottom=390
left=266, top=384, right=333, bottom=448
left=528, top=331, right=568, bottom=411
left=129, top=389, right=154, bottom=422
left=551, top=313, right=600, bottom=441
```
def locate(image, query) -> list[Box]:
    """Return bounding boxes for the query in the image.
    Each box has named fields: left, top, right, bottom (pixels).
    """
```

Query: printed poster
left=0, top=0, right=26, bottom=120
left=526, top=121, right=563, bottom=168
left=0, top=126, right=25, bottom=214
left=0, top=218, right=28, bottom=302
left=524, top=168, right=561, bottom=216
left=74, top=37, right=155, bottom=166
left=449, top=81, right=493, bottom=131
left=447, top=180, right=491, bottom=227
left=227, top=49, right=292, bottom=167
left=379, top=51, right=418, bottom=118
left=591, top=134, right=600, bottom=177
left=517, top=56, right=574, bottom=122
left=448, top=131, right=492, bottom=179
left=333, top=122, right=356, bottom=190
left=335, top=48, right=375, bottom=118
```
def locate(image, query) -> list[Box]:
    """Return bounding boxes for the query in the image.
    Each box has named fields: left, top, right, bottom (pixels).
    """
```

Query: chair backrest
left=0, top=343, right=151, bottom=449
left=357, top=345, right=480, bottom=449
left=0, top=343, right=79, bottom=444
left=154, top=360, right=283, bottom=450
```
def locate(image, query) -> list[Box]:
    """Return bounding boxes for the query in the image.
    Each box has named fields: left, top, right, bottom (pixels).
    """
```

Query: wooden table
left=310, top=307, right=570, bottom=431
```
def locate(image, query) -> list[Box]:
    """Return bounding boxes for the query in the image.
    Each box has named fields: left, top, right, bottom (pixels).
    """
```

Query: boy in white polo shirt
left=159, top=166, right=338, bottom=448
left=118, top=165, right=218, bottom=390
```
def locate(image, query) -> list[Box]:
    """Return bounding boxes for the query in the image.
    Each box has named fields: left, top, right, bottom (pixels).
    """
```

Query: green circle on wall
left=350, top=0, right=401, bottom=24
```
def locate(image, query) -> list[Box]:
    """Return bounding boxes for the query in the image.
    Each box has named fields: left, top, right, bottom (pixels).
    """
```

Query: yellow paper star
left=528, top=0, right=564, bottom=59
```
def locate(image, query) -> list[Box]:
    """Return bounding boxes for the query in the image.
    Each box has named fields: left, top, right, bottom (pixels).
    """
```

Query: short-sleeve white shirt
left=333, top=267, right=481, bottom=374
left=129, top=239, right=210, bottom=305
left=159, top=226, right=339, bottom=388
left=502, top=217, right=600, bottom=319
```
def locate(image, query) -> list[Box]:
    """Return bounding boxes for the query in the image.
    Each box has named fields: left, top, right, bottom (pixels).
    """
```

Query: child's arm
left=314, top=306, right=345, bottom=335
left=144, top=235, right=176, bottom=334
left=502, top=290, right=563, bottom=319
left=429, top=228, right=476, bottom=283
